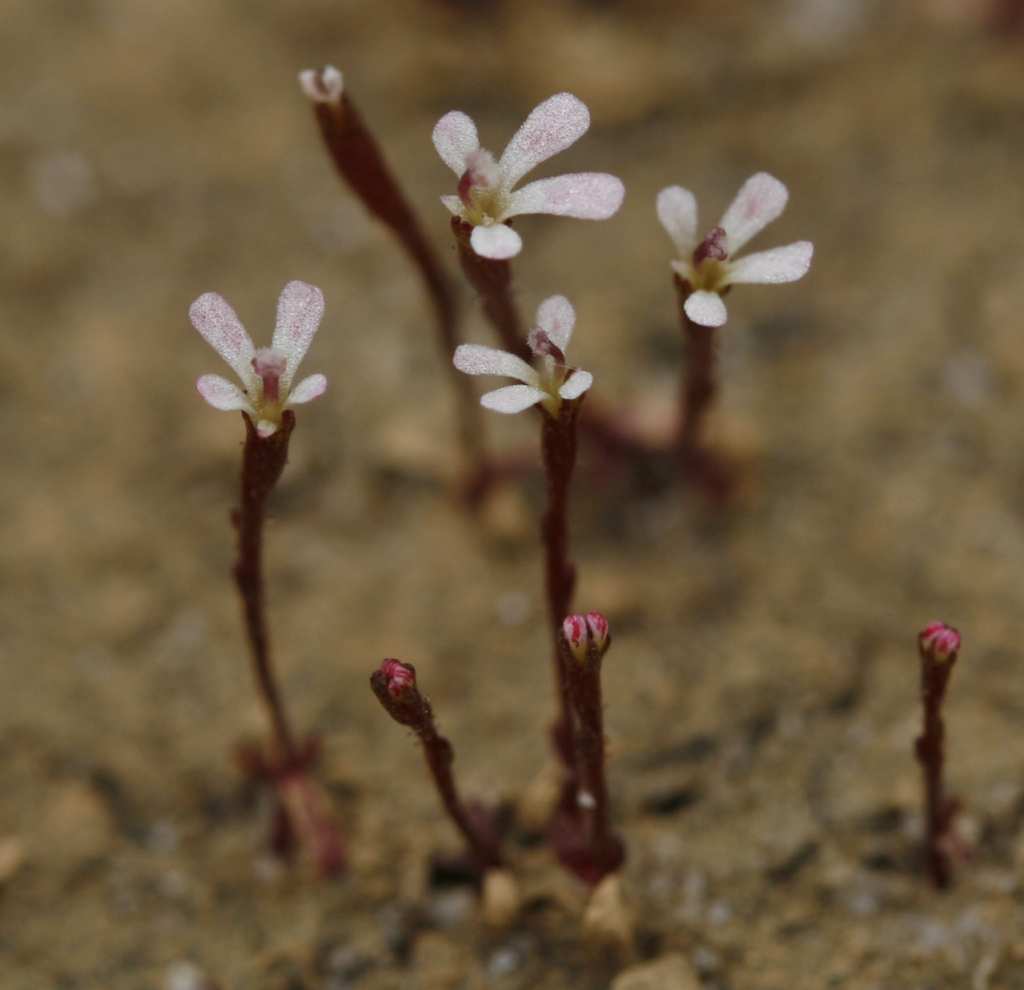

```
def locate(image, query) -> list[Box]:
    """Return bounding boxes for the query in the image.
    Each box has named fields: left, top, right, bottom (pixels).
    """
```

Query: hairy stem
left=539, top=400, right=582, bottom=774
left=232, top=411, right=298, bottom=765
left=311, top=94, right=484, bottom=469
left=451, top=218, right=531, bottom=362
left=372, top=662, right=503, bottom=871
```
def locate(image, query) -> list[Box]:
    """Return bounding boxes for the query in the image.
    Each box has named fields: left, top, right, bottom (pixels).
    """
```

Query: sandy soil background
left=3, top=0, right=1024, bottom=987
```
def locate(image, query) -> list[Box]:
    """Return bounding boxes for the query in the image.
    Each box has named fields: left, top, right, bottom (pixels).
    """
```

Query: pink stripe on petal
left=684, top=290, right=728, bottom=327
left=558, top=368, right=592, bottom=400
left=728, top=241, right=813, bottom=285
left=470, top=223, right=522, bottom=259
left=507, top=173, right=624, bottom=220
left=189, top=292, right=255, bottom=384
left=432, top=111, right=480, bottom=175
left=719, top=173, right=789, bottom=253
left=272, top=281, right=325, bottom=388
left=498, top=93, right=590, bottom=189
left=657, top=185, right=699, bottom=255
left=287, top=373, right=328, bottom=405
left=535, top=295, right=576, bottom=352
left=480, top=384, right=548, bottom=414
left=196, top=373, right=255, bottom=413
left=453, top=344, right=539, bottom=386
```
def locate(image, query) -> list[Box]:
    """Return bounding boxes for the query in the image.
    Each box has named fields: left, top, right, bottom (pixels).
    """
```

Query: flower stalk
left=915, top=622, right=963, bottom=889
left=551, top=614, right=624, bottom=886
left=300, top=67, right=485, bottom=474
left=371, top=659, right=504, bottom=873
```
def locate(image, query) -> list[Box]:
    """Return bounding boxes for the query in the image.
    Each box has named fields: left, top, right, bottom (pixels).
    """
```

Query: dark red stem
left=673, top=274, right=733, bottom=502
left=539, top=400, right=582, bottom=774
left=371, top=662, right=504, bottom=872
left=451, top=218, right=531, bottom=362
left=561, top=635, right=624, bottom=884
left=914, top=635, right=960, bottom=889
left=232, top=411, right=298, bottom=765
left=310, top=94, right=484, bottom=469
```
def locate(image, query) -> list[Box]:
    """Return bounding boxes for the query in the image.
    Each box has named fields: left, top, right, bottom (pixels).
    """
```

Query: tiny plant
left=190, top=282, right=344, bottom=875
left=433, top=93, right=625, bottom=357
left=371, top=659, right=504, bottom=876
left=657, top=174, right=813, bottom=499
left=914, top=621, right=964, bottom=889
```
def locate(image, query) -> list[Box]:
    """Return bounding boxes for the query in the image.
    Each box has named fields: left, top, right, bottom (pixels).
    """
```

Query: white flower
left=298, top=65, right=343, bottom=104
left=657, top=172, right=814, bottom=328
left=190, top=280, right=328, bottom=437
left=433, top=93, right=625, bottom=261
left=453, top=295, right=593, bottom=415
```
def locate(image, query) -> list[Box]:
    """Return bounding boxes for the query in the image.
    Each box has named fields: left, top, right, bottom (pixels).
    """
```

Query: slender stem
left=310, top=93, right=484, bottom=469
left=372, top=661, right=503, bottom=871
left=539, top=400, right=582, bottom=772
left=232, top=411, right=298, bottom=765
left=673, top=274, right=732, bottom=501
left=451, top=218, right=531, bottom=362
left=914, top=635, right=959, bottom=889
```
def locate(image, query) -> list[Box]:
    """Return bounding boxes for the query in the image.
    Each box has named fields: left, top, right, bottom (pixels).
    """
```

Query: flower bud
left=299, top=66, right=344, bottom=104
left=562, top=614, right=589, bottom=662
left=380, top=658, right=416, bottom=696
left=585, top=612, right=609, bottom=652
left=920, top=622, right=961, bottom=663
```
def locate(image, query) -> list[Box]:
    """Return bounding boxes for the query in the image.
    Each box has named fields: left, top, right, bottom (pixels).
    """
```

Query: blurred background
left=3, top=0, right=1024, bottom=987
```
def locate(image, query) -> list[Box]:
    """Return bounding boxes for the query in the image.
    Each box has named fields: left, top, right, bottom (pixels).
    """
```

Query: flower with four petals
left=657, top=172, right=813, bottom=328
left=453, top=295, right=592, bottom=415
left=433, top=93, right=625, bottom=261
left=190, top=280, right=328, bottom=437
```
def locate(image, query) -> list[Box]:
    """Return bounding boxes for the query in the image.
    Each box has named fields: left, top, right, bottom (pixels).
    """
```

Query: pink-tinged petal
left=299, top=66, right=343, bottom=104
left=272, top=281, right=325, bottom=389
left=286, top=373, right=328, bottom=405
left=498, top=93, right=590, bottom=189
left=728, top=241, right=813, bottom=285
left=440, top=194, right=464, bottom=216
left=656, top=185, right=698, bottom=255
left=535, top=295, right=576, bottom=352
left=432, top=111, right=480, bottom=175
left=256, top=419, right=278, bottom=437
left=558, top=368, right=592, bottom=400
left=719, top=172, right=789, bottom=253
left=506, top=173, right=624, bottom=221
left=470, top=223, right=522, bottom=259
left=453, top=343, right=540, bottom=386
left=189, top=292, right=256, bottom=385
left=196, top=374, right=255, bottom=413
left=684, top=290, right=728, bottom=327
left=480, top=384, right=548, bottom=414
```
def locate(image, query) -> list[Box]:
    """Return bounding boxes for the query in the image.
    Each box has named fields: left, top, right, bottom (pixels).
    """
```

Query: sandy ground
left=3, top=0, right=1024, bottom=987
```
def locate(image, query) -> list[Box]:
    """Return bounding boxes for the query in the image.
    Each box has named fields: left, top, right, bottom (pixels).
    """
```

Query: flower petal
left=453, top=343, right=540, bottom=386
left=440, top=194, right=464, bottom=216
left=196, top=374, right=255, bottom=413
left=257, top=419, right=278, bottom=437
left=684, top=290, right=728, bottom=327
left=719, top=172, right=789, bottom=253
left=559, top=369, right=592, bottom=400
left=286, top=373, right=328, bottom=405
left=507, top=173, right=624, bottom=220
left=480, top=384, right=548, bottom=414
left=498, top=93, right=590, bottom=189
left=535, top=295, right=576, bottom=352
left=728, top=241, right=813, bottom=284
left=657, top=185, right=698, bottom=255
left=189, top=292, right=256, bottom=386
left=470, top=223, right=522, bottom=259
left=432, top=111, right=480, bottom=175
left=272, top=280, right=325, bottom=389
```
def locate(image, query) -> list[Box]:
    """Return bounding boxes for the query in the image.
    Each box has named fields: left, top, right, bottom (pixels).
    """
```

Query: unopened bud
left=585, top=612, right=609, bottom=651
left=562, top=614, right=588, bottom=661
left=920, top=622, right=961, bottom=663
left=379, top=658, right=416, bottom=696
left=299, top=66, right=344, bottom=104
